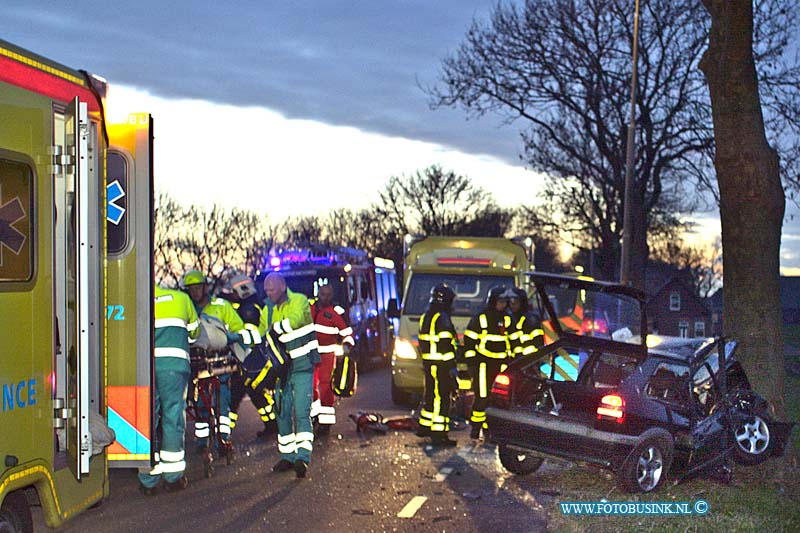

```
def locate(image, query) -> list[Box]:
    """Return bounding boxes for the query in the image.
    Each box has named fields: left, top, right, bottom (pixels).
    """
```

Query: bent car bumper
left=486, top=407, right=639, bottom=470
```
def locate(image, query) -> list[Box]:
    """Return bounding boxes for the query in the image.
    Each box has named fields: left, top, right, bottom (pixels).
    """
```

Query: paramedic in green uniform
left=138, top=285, right=199, bottom=495
left=259, top=273, right=320, bottom=478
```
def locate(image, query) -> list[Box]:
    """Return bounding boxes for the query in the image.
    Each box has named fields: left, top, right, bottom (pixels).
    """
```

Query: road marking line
left=434, top=466, right=453, bottom=482
left=397, top=496, right=427, bottom=518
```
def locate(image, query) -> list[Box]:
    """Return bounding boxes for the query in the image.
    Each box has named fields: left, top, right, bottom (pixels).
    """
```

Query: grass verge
left=540, top=460, right=799, bottom=532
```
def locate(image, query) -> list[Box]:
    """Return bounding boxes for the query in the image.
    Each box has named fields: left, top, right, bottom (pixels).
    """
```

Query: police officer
left=507, top=287, right=544, bottom=358
left=417, top=284, right=459, bottom=447
left=225, top=273, right=277, bottom=438
left=463, top=286, right=512, bottom=440
left=182, top=269, right=247, bottom=451
left=259, top=273, right=320, bottom=478
left=138, top=285, right=199, bottom=495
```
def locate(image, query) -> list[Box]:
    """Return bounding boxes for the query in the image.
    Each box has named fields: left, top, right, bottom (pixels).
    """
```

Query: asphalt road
left=52, top=367, right=551, bottom=532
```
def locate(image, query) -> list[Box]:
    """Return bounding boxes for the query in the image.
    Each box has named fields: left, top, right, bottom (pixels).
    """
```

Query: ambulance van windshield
left=403, top=273, right=514, bottom=317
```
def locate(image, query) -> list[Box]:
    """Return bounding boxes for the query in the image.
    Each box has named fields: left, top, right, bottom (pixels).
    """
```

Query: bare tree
left=281, top=215, right=323, bottom=247
left=375, top=165, right=511, bottom=236
left=430, top=0, right=799, bottom=287
left=231, top=210, right=281, bottom=279
left=153, top=191, right=185, bottom=287
left=321, top=208, right=387, bottom=253
left=700, top=0, right=787, bottom=436
left=510, top=205, right=568, bottom=272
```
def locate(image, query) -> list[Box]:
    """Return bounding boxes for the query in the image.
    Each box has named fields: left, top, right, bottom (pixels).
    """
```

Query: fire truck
left=263, top=246, right=398, bottom=369
left=389, top=235, right=534, bottom=405
left=0, top=39, right=154, bottom=530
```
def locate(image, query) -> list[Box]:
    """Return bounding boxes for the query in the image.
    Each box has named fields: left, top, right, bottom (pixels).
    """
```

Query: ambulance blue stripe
left=108, top=407, right=149, bottom=454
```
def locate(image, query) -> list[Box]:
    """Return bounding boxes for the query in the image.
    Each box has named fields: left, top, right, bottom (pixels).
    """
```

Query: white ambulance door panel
left=64, top=97, right=93, bottom=477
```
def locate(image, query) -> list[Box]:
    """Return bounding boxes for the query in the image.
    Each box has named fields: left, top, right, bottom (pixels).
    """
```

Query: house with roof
left=645, top=262, right=711, bottom=338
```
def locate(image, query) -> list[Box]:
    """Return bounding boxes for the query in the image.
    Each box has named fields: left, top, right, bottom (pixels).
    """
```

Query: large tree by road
left=430, top=0, right=799, bottom=287
left=700, top=0, right=787, bottom=431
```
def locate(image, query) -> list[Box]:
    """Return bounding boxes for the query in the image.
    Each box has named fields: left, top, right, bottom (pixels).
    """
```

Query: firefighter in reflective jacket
left=507, top=287, right=544, bottom=357
left=259, top=273, right=321, bottom=478
left=310, top=284, right=355, bottom=434
left=138, top=285, right=199, bottom=495
left=225, top=273, right=277, bottom=437
left=464, top=286, right=511, bottom=440
left=183, top=269, right=250, bottom=449
left=417, top=284, right=459, bottom=447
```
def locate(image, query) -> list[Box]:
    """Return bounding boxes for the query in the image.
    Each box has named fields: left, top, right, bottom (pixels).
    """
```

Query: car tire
left=618, top=434, right=673, bottom=493
left=732, top=410, right=774, bottom=466
left=0, top=490, right=33, bottom=533
left=498, top=445, right=544, bottom=475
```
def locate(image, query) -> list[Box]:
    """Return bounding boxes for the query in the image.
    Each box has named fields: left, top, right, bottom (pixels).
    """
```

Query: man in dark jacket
left=463, top=286, right=511, bottom=440
left=417, top=284, right=459, bottom=447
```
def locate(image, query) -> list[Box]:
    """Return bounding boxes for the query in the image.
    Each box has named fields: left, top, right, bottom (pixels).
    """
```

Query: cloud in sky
left=3, top=0, right=522, bottom=162
left=5, top=1, right=800, bottom=273
left=104, top=85, right=544, bottom=221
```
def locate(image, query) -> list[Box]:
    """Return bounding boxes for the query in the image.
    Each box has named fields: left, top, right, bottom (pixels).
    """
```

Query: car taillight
left=597, top=394, right=625, bottom=423
left=491, top=373, right=511, bottom=400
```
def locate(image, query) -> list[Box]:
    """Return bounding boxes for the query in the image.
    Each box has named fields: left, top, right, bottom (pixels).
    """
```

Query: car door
left=686, top=348, right=730, bottom=471
left=644, top=361, right=693, bottom=448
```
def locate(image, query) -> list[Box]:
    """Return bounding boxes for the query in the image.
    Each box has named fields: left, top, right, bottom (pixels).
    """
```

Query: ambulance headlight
left=394, top=338, right=418, bottom=360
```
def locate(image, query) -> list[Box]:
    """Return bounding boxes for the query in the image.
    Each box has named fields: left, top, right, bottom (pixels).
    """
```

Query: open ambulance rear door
left=105, top=113, right=155, bottom=469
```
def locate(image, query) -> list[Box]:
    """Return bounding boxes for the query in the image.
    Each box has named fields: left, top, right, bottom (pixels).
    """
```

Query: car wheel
left=733, top=411, right=773, bottom=466
left=618, top=436, right=673, bottom=493
left=0, top=490, right=33, bottom=533
left=498, top=445, right=544, bottom=475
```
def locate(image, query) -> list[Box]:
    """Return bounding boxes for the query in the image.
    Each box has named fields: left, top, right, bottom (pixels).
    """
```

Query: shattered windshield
left=536, top=282, right=643, bottom=344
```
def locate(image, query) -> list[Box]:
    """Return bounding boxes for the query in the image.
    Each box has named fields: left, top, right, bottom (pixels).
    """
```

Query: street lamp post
left=620, top=0, right=641, bottom=286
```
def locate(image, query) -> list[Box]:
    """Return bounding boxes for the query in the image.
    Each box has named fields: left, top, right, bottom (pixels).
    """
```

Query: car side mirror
left=387, top=298, right=401, bottom=318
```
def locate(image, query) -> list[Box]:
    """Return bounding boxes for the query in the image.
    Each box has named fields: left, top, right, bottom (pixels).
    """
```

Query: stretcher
left=187, top=348, right=239, bottom=478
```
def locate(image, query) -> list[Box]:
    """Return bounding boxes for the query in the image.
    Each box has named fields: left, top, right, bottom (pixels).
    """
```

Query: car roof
left=526, top=272, right=648, bottom=302
left=646, top=337, right=741, bottom=369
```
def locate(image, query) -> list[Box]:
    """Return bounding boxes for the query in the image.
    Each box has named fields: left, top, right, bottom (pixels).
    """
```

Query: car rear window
left=588, top=352, right=638, bottom=389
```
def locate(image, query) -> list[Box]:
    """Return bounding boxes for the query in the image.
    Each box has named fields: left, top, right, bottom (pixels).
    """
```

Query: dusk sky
left=4, top=1, right=799, bottom=273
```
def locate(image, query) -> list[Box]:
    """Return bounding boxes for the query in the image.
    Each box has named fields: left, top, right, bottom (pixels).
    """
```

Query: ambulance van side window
left=106, top=151, right=129, bottom=255
left=0, top=156, right=34, bottom=283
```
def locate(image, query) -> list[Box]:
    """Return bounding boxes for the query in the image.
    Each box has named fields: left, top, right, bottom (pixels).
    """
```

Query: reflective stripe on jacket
left=418, top=311, right=457, bottom=362
left=463, top=311, right=511, bottom=360
left=259, top=289, right=320, bottom=372
left=509, top=313, right=544, bottom=357
left=154, top=286, right=200, bottom=360
left=311, top=303, right=355, bottom=355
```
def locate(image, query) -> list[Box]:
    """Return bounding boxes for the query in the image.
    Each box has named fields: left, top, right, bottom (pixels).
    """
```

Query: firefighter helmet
left=230, top=274, right=257, bottom=300
left=429, top=284, right=456, bottom=308
left=486, top=285, right=509, bottom=307
left=510, top=287, right=529, bottom=309
left=181, top=269, right=206, bottom=288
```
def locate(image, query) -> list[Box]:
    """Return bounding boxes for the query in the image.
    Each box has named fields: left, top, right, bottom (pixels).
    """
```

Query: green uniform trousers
left=138, top=359, right=191, bottom=488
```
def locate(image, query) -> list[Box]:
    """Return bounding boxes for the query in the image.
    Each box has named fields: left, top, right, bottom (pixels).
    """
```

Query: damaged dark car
left=486, top=273, right=794, bottom=493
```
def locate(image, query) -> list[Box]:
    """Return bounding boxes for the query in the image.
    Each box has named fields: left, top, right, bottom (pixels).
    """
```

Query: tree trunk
left=699, top=0, right=786, bottom=427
